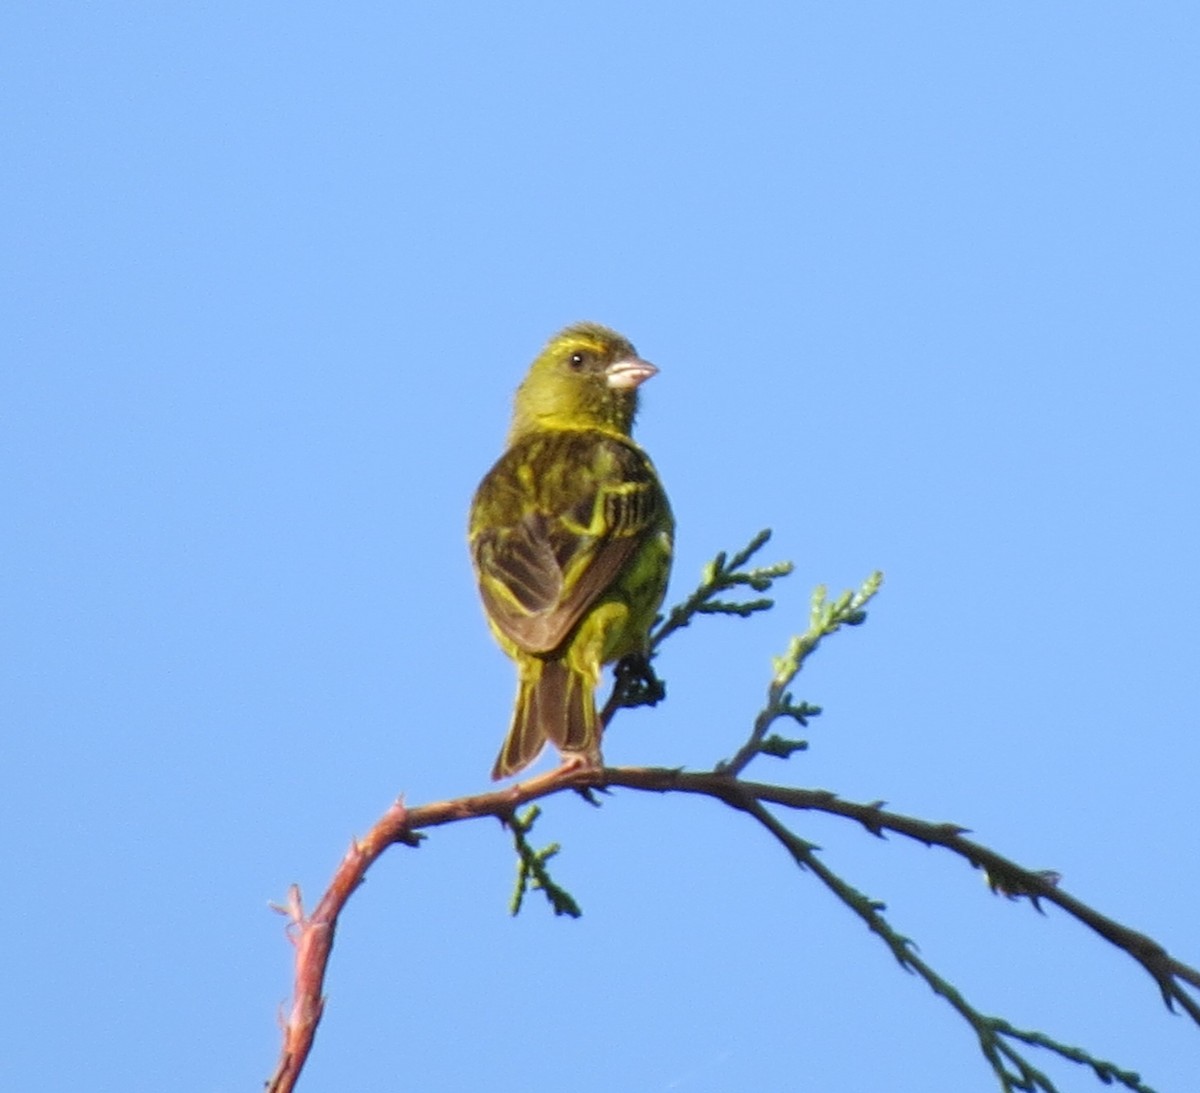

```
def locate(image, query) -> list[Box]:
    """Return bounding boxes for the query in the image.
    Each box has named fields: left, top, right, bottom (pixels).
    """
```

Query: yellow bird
left=469, top=323, right=674, bottom=779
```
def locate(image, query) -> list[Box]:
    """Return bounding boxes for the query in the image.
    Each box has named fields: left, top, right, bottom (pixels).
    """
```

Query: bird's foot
left=612, top=652, right=666, bottom=709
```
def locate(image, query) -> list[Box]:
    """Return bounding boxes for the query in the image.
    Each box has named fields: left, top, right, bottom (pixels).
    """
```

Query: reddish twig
left=265, top=764, right=592, bottom=1093
left=266, top=797, right=409, bottom=1092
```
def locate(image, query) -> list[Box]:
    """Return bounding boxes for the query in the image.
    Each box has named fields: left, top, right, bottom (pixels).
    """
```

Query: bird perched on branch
left=469, top=322, right=674, bottom=780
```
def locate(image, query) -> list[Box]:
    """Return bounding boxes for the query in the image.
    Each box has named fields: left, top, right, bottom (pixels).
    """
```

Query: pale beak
left=606, top=357, right=658, bottom=390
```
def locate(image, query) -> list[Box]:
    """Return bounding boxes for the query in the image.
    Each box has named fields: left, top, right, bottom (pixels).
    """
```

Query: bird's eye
left=568, top=352, right=586, bottom=370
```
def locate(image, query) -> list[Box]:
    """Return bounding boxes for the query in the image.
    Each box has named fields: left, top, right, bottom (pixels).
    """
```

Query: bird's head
left=509, top=322, right=658, bottom=441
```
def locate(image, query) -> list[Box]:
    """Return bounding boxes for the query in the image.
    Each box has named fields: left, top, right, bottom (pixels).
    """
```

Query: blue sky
left=4, top=4, right=1198, bottom=1090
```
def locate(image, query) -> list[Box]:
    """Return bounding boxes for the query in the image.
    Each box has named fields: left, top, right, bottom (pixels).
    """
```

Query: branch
left=265, top=534, right=1194, bottom=1090
left=598, top=766, right=1200, bottom=1023
left=266, top=798, right=422, bottom=1093
left=265, top=763, right=1199, bottom=1092
left=609, top=770, right=1168, bottom=1092
left=652, top=528, right=793, bottom=649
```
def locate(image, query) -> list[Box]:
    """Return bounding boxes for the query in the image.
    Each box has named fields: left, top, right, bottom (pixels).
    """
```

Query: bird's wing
left=471, top=436, right=663, bottom=655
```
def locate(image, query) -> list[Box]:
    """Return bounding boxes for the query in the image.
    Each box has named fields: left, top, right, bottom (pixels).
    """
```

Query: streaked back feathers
left=471, top=323, right=673, bottom=779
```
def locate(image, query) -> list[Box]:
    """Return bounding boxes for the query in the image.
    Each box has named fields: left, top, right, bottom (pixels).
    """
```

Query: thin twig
left=266, top=798, right=421, bottom=1093
left=597, top=766, right=1200, bottom=1022
left=715, top=786, right=1154, bottom=1092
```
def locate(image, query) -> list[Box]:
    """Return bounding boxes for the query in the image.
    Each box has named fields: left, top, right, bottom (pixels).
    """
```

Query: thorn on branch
left=269, top=884, right=307, bottom=933
left=572, top=785, right=609, bottom=807
left=985, top=865, right=1063, bottom=904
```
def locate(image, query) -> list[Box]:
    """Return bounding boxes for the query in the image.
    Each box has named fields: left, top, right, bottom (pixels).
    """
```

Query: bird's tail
left=491, top=657, right=598, bottom=780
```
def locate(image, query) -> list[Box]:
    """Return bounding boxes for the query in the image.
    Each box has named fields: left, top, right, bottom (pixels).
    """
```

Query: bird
left=469, top=322, right=674, bottom=780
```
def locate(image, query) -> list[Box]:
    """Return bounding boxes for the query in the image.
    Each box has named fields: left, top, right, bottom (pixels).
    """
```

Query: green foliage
left=720, top=566, right=882, bottom=776
left=652, top=527, right=793, bottom=648
left=506, top=805, right=581, bottom=919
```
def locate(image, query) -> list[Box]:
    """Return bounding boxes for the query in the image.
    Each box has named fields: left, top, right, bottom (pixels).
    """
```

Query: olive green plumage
left=469, top=322, right=674, bottom=780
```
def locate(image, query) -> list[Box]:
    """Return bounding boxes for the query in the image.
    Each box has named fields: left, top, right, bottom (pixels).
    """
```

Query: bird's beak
left=606, top=357, right=658, bottom=390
